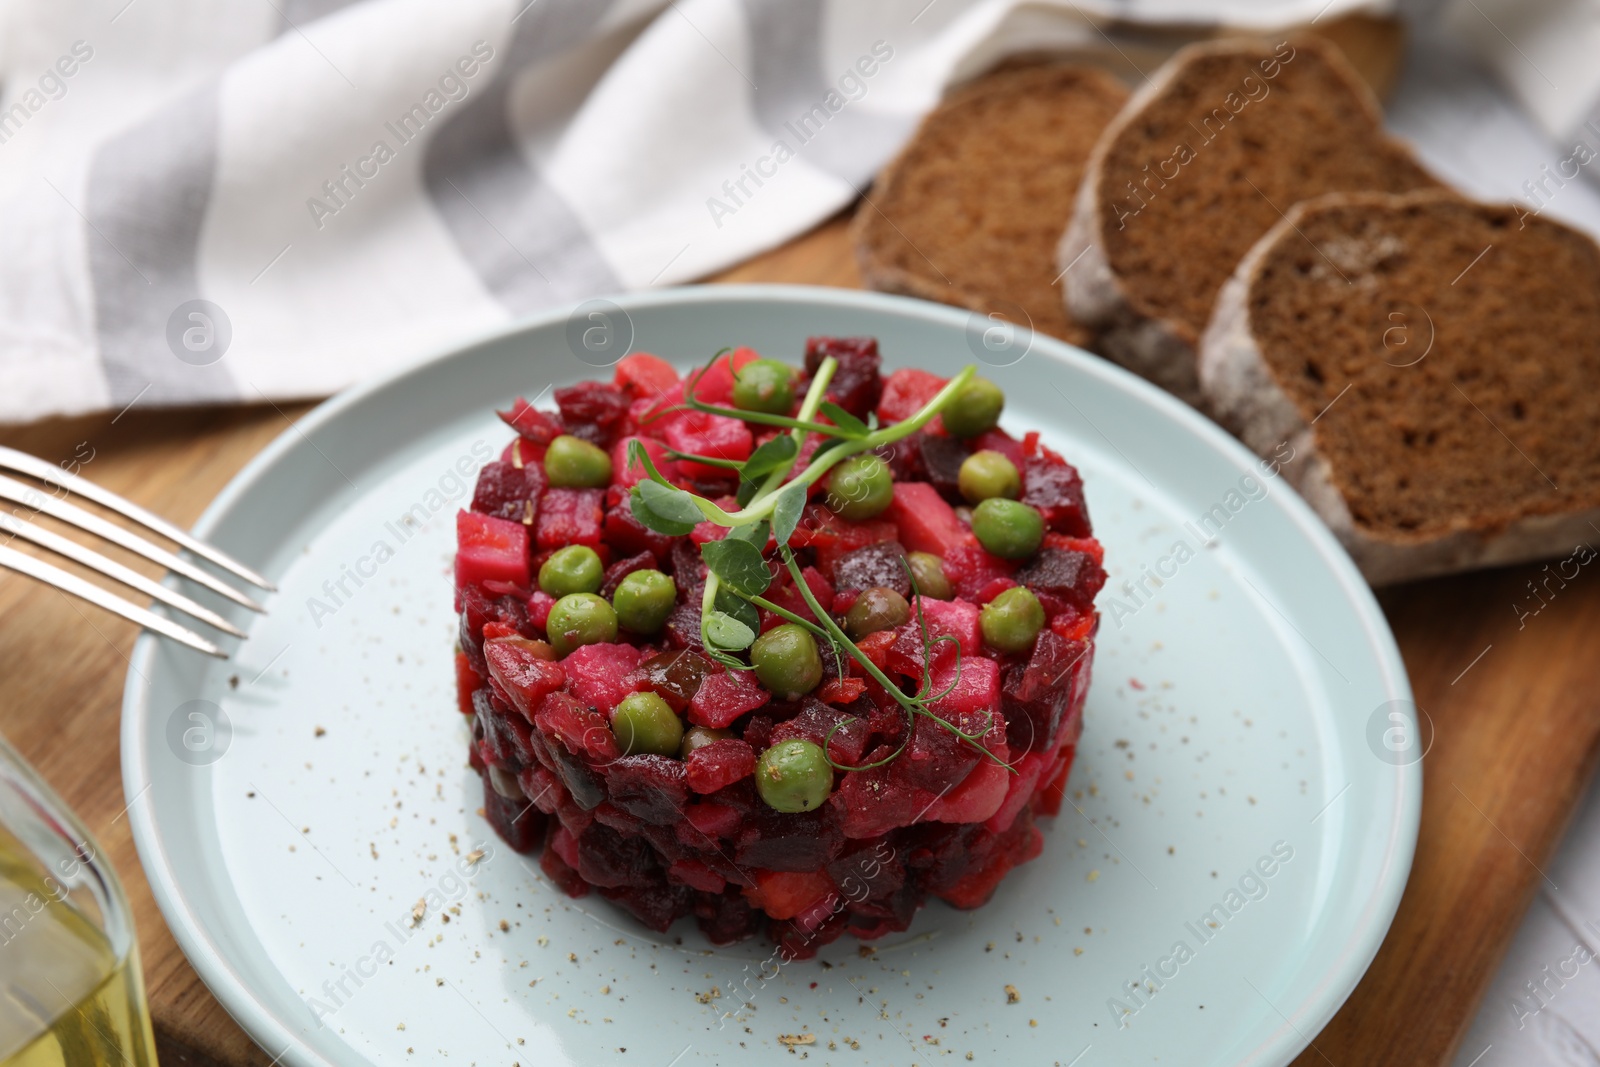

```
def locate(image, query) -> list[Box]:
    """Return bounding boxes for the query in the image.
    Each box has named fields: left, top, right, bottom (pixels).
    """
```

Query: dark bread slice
left=1060, top=35, right=1439, bottom=403
left=852, top=65, right=1130, bottom=349
left=1201, top=190, right=1600, bottom=584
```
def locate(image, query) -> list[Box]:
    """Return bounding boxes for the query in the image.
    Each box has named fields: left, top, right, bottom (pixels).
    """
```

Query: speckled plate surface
left=123, top=286, right=1417, bottom=1067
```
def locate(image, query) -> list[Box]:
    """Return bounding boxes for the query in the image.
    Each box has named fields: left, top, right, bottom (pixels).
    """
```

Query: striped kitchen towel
left=0, top=0, right=1380, bottom=424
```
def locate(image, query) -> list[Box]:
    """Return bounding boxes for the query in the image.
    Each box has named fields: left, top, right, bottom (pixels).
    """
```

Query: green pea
left=906, top=552, right=954, bottom=601
left=750, top=623, right=823, bottom=699
left=844, top=586, right=911, bottom=639
left=755, top=739, right=833, bottom=813
left=612, top=569, right=677, bottom=635
left=942, top=377, right=1005, bottom=438
left=731, top=359, right=796, bottom=414
left=545, top=593, right=618, bottom=656
left=980, top=586, right=1045, bottom=654
left=612, top=691, right=684, bottom=757
left=958, top=450, right=1021, bottom=504
left=544, top=434, right=612, bottom=488
left=679, top=724, right=732, bottom=759
left=538, top=545, right=603, bottom=596
left=825, top=454, right=893, bottom=521
left=971, top=498, right=1044, bottom=560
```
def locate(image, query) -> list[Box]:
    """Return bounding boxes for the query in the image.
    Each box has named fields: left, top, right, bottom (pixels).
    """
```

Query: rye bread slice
left=853, top=65, right=1129, bottom=349
left=1059, top=35, right=1438, bottom=403
left=1200, top=190, right=1600, bottom=584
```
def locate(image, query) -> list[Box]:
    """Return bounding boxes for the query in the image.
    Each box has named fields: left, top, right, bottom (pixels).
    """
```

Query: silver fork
left=0, top=446, right=273, bottom=659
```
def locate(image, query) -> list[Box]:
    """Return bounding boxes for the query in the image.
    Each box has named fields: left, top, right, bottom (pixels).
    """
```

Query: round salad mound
left=454, top=337, right=1106, bottom=958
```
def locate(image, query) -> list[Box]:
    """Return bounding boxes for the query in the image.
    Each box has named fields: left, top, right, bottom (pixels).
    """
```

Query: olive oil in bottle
left=0, top=824, right=158, bottom=1067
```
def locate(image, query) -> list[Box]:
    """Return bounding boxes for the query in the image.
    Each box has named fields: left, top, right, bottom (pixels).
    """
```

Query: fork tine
left=0, top=476, right=265, bottom=614
left=0, top=544, right=227, bottom=658
left=0, top=445, right=275, bottom=592
left=0, top=510, right=248, bottom=638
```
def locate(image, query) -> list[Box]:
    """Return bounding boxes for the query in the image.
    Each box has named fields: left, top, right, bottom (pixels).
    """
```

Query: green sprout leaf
left=772, top=481, right=807, bottom=546
left=704, top=611, right=756, bottom=651
left=819, top=401, right=868, bottom=438
left=743, top=434, right=798, bottom=479
left=725, top=520, right=770, bottom=546
left=637, top=479, right=703, bottom=526
left=701, top=537, right=772, bottom=597
left=629, top=486, right=696, bottom=536
left=712, top=584, right=761, bottom=634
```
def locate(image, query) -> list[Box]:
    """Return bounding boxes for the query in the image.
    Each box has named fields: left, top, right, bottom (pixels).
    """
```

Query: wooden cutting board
left=2, top=213, right=1597, bottom=1067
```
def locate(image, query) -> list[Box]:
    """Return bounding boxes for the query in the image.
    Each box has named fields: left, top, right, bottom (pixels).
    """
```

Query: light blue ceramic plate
left=124, top=285, right=1417, bottom=1067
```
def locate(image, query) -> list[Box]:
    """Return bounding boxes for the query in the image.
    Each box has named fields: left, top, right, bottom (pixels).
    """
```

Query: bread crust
left=853, top=64, right=1128, bottom=350
left=1200, top=190, right=1600, bottom=585
left=1059, top=34, right=1406, bottom=409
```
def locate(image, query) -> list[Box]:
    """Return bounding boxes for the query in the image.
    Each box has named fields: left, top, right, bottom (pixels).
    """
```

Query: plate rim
left=122, top=282, right=1419, bottom=1067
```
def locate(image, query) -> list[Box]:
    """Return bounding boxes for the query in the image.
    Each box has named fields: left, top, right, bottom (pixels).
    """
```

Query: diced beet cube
left=736, top=807, right=843, bottom=872
left=471, top=460, right=546, bottom=523
left=535, top=691, right=619, bottom=763
left=455, top=651, right=481, bottom=715
left=614, top=352, right=680, bottom=397
left=555, top=381, right=630, bottom=446
left=744, top=869, right=836, bottom=920
left=1002, top=630, right=1089, bottom=754
left=562, top=643, right=646, bottom=716
left=926, top=654, right=1000, bottom=722
left=611, top=435, right=676, bottom=488
left=830, top=541, right=909, bottom=597
left=683, top=800, right=743, bottom=841
left=809, top=516, right=899, bottom=572
left=632, top=650, right=715, bottom=712
left=942, top=543, right=1017, bottom=601
left=599, top=551, right=657, bottom=598
left=574, top=822, right=657, bottom=888
left=985, top=751, right=1048, bottom=834
left=497, top=397, right=563, bottom=444
left=456, top=511, right=531, bottom=590
left=689, top=669, right=771, bottom=728
left=629, top=380, right=685, bottom=440
left=605, top=756, right=690, bottom=825
left=890, top=482, right=966, bottom=556
left=771, top=699, right=871, bottom=767
left=540, top=827, right=589, bottom=896
left=918, top=434, right=969, bottom=502
left=664, top=410, right=752, bottom=481
left=831, top=764, right=930, bottom=839
left=972, top=577, right=1016, bottom=605
left=526, top=590, right=555, bottom=630
left=817, top=677, right=867, bottom=706
left=1022, top=455, right=1092, bottom=536
left=535, top=488, right=604, bottom=550
left=603, top=499, right=675, bottom=560
left=686, top=738, right=757, bottom=794
left=886, top=597, right=981, bottom=679
left=894, top=710, right=985, bottom=795
left=877, top=367, right=947, bottom=425
left=669, top=857, right=728, bottom=894
left=1015, top=548, right=1106, bottom=613
left=759, top=565, right=832, bottom=629
left=483, top=636, right=565, bottom=720
left=805, top=337, right=881, bottom=418
left=474, top=688, right=540, bottom=770
left=482, top=774, right=546, bottom=853
left=935, top=813, right=1043, bottom=910
left=1034, top=749, right=1076, bottom=818
left=971, top=428, right=1025, bottom=468
left=684, top=348, right=759, bottom=406
left=924, top=760, right=1010, bottom=825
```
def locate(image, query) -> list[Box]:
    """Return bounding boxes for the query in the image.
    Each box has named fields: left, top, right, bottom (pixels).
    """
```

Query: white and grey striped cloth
left=0, top=0, right=1388, bottom=425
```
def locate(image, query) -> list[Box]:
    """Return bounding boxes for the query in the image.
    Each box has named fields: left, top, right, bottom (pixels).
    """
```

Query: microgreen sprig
left=624, top=349, right=1009, bottom=771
